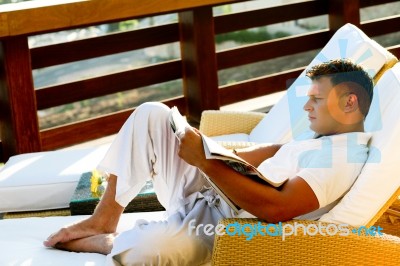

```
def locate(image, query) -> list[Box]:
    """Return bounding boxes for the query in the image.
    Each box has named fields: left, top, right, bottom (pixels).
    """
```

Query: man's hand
left=177, top=127, right=208, bottom=169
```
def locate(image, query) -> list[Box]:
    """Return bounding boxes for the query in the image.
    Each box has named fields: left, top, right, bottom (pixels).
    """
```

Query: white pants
left=98, top=102, right=236, bottom=266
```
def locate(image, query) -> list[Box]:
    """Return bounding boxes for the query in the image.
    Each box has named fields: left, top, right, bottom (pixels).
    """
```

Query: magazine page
left=201, top=134, right=287, bottom=187
left=169, top=106, right=190, bottom=137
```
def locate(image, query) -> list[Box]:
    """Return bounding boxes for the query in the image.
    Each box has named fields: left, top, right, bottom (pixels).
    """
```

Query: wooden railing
left=0, top=0, right=400, bottom=161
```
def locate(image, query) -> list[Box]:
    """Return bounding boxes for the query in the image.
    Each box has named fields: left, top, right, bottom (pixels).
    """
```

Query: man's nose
left=303, top=99, right=312, bottom=112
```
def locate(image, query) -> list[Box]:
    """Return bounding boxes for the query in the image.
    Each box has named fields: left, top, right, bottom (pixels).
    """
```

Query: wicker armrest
left=374, top=50, right=398, bottom=83
left=199, top=110, right=266, bottom=137
left=375, top=196, right=400, bottom=237
left=212, top=218, right=400, bottom=265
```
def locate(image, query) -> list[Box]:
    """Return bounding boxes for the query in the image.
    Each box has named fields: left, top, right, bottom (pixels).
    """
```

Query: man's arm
left=233, top=143, right=282, bottom=167
left=178, top=127, right=319, bottom=222
left=200, top=160, right=319, bottom=222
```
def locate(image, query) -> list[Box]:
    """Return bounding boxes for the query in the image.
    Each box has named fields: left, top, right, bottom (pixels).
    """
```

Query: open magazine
left=169, top=106, right=288, bottom=214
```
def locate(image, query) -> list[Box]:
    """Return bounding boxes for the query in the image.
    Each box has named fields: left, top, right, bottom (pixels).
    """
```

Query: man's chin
left=309, top=126, right=323, bottom=136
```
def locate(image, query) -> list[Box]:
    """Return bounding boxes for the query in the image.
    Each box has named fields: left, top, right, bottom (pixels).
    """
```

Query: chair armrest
left=199, top=110, right=266, bottom=137
left=212, top=218, right=400, bottom=265
left=375, top=196, right=400, bottom=237
left=374, top=49, right=398, bottom=83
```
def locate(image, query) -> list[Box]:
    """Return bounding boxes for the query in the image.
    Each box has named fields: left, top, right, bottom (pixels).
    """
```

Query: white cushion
left=0, top=212, right=211, bottom=266
left=0, top=211, right=166, bottom=266
left=249, top=23, right=389, bottom=144
left=319, top=63, right=400, bottom=226
left=0, top=145, right=109, bottom=213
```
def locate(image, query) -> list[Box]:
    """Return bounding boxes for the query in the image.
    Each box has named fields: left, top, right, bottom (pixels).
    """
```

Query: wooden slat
left=40, top=96, right=186, bottom=150
left=219, top=68, right=304, bottom=106
left=215, top=0, right=328, bottom=34
left=31, top=23, right=180, bottom=69
left=36, top=60, right=182, bottom=110
left=388, top=44, right=400, bottom=59
left=217, top=30, right=331, bottom=70
left=0, top=0, right=243, bottom=38
left=360, top=15, right=400, bottom=37
left=41, top=109, right=133, bottom=151
left=0, top=36, right=41, bottom=160
left=360, top=0, right=399, bottom=8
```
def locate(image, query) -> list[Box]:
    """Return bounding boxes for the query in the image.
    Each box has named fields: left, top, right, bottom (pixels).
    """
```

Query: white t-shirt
left=257, top=132, right=372, bottom=220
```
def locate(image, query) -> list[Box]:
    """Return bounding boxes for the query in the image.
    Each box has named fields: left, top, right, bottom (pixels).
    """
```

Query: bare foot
left=55, top=233, right=117, bottom=255
left=44, top=174, right=124, bottom=250
left=43, top=216, right=117, bottom=248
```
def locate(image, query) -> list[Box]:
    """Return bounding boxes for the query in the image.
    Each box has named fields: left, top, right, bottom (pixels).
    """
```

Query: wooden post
left=179, top=7, right=220, bottom=124
left=0, top=36, right=41, bottom=160
left=328, top=0, right=360, bottom=31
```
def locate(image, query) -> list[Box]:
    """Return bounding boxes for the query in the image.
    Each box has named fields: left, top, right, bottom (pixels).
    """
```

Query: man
left=44, top=59, right=373, bottom=265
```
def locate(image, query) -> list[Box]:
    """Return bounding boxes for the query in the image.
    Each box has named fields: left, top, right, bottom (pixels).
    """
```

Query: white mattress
left=0, top=211, right=167, bottom=266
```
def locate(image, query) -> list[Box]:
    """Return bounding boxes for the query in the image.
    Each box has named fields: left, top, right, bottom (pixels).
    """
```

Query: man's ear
left=343, top=93, right=359, bottom=113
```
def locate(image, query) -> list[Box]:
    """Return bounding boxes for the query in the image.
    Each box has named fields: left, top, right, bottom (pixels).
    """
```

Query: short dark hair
left=306, top=59, right=374, bottom=117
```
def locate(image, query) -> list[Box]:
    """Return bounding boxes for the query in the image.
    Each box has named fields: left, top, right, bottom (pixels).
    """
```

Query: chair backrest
left=249, top=23, right=397, bottom=144
left=319, top=63, right=400, bottom=226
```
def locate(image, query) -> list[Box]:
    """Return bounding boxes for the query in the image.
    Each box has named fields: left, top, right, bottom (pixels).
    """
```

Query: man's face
left=303, top=77, right=347, bottom=135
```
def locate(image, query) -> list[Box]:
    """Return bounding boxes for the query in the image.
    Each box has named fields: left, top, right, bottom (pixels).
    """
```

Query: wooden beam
left=0, top=37, right=41, bottom=160
left=328, top=0, right=361, bottom=31
left=0, top=0, right=243, bottom=38
left=179, top=7, right=220, bottom=123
